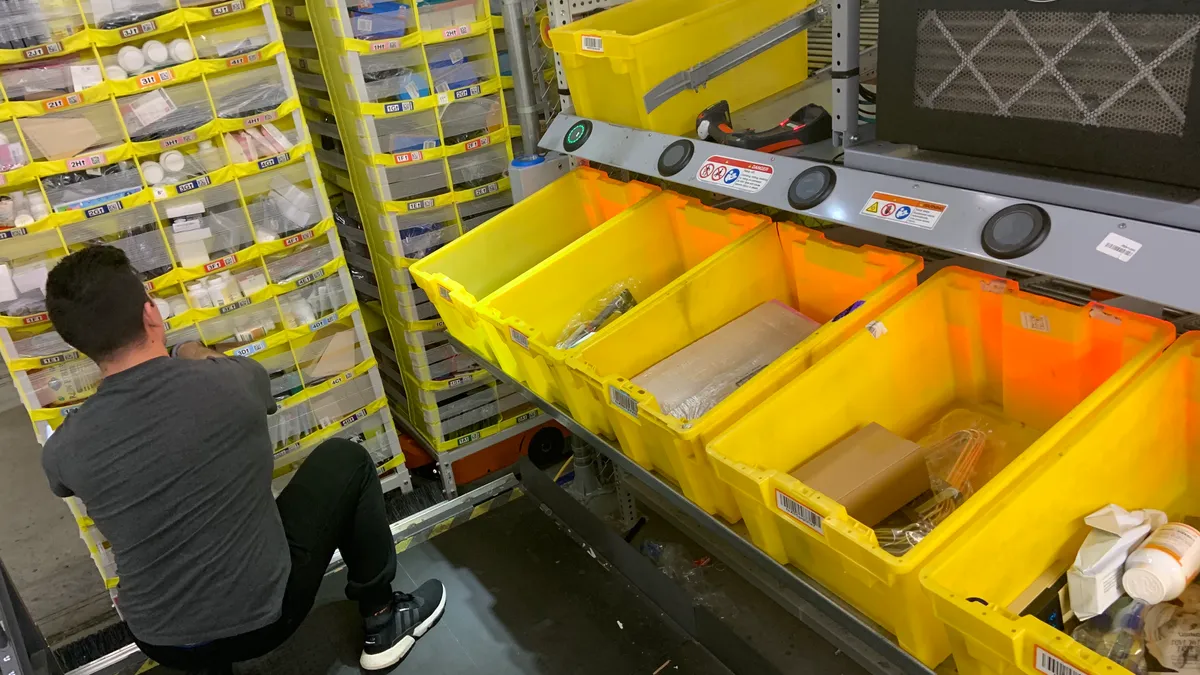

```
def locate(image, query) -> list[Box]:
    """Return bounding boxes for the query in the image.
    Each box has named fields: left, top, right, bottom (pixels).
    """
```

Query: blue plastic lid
left=512, top=155, right=545, bottom=167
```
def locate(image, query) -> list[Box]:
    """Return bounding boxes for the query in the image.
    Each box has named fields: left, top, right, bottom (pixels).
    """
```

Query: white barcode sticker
left=509, top=327, right=529, bottom=350
left=866, top=321, right=887, bottom=339
left=449, top=48, right=464, bottom=64
left=405, top=82, right=420, bottom=100
left=1096, top=232, right=1141, bottom=263
left=1021, top=312, right=1051, bottom=333
left=610, top=385, right=638, bottom=418
left=581, top=35, right=604, bottom=53
left=776, top=490, right=824, bottom=534
left=1034, top=647, right=1087, bottom=675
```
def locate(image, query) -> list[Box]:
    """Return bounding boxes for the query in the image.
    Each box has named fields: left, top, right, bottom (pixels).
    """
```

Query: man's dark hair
left=46, top=245, right=150, bottom=362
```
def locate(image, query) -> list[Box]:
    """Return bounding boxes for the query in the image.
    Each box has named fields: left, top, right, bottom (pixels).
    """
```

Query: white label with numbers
left=1096, top=232, right=1141, bottom=263
left=776, top=491, right=824, bottom=534
left=609, top=385, right=638, bottom=418
left=1034, top=647, right=1087, bottom=675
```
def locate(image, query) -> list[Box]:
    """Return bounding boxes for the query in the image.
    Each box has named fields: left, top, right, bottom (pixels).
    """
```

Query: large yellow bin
left=563, top=224, right=922, bottom=523
left=548, top=0, right=810, bottom=135
left=706, top=268, right=1175, bottom=667
left=477, top=191, right=767, bottom=408
left=922, top=335, right=1200, bottom=675
left=409, top=168, right=659, bottom=360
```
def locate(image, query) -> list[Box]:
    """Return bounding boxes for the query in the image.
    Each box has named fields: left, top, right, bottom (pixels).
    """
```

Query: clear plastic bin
left=430, top=56, right=492, bottom=93
left=439, top=93, right=503, bottom=145
left=447, top=144, right=505, bottom=190
left=27, top=359, right=101, bottom=407
left=0, top=229, right=68, bottom=318
left=373, top=159, right=448, bottom=202
left=348, top=1, right=411, bottom=40
left=84, top=0, right=174, bottom=31
left=0, top=0, right=84, bottom=51
left=199, top=295, right=284, bottom=345
left=241, top=162, right=322, bottom=240
left=295, top=321, right=369, bottom=383
left=192, top=18, right=272, bottom=59
left=263, top=241, right=336, bottom=283
left=425, top=35, right=491, bottom=68
left=409, top=168, right=657, bottom=358
left=370, top=110, right=440, bottom=153
left=223, top=118, right=300, bottom=165
left=208, top=64, right=289, bottom=120
left=118, top=80, right=212, bottom=143
left=705, top=267, right=1175, bottom=667
left=97, top=30, right=194, bottom=82
left=21, top=99, right=127, bottom=162
left=384, top=206, right=458, bottom=260
left=0, top=120, right=28, bottom=173
left=61, top=204, right=173, bottom=281
left=277, top=273, right=352, bottom=328
left=355, top=49, right=427, bottom=103
left=457, top=189, right=510, bottom=231
left=258, top=348, right=303, bottom=399
left=158, top=181, right=251, bottom=267
left=415, top=0, right=476, bottom=33
left=44, top=161, right=142, bottom=213
left=1, top=52, right=103, bottom=101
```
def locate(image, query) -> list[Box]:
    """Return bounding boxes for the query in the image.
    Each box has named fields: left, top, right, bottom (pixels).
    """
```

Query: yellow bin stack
left=706, top=268, right=1175, bottom=667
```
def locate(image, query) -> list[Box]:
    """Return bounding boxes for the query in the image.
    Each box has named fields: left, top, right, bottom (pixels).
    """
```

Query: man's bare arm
left=171, top=341, right=225, bottom=360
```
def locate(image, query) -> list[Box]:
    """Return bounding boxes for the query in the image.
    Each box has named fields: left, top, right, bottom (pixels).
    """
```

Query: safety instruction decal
left=696, top=155, right=773, bottom=194
left=861, top=191, right=947, bottom=230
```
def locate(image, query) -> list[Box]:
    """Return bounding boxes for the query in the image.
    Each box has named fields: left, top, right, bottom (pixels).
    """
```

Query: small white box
left=173, top=227, right=213, bottom=243
left=176, top=239, right=211, bottom=268
left=165, top=201, right=205, bottom=219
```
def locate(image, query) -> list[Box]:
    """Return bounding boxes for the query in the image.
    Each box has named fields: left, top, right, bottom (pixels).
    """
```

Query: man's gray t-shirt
left=42, top=355, right=289, bottom=646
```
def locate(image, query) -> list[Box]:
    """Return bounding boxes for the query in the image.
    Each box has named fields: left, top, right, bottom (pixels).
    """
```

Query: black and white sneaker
left=360, top=580, right=447, bottom=671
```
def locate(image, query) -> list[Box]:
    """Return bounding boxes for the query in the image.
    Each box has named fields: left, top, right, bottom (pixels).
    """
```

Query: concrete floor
left=0, top=404, right=117, bottom=644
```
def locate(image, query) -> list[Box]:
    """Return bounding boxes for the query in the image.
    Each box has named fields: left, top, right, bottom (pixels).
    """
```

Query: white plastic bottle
left=1123, top=523, right=1200, bottom=603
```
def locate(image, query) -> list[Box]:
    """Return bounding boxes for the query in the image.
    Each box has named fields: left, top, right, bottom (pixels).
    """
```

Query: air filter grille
left=913, top=10, right=1200, bottom=136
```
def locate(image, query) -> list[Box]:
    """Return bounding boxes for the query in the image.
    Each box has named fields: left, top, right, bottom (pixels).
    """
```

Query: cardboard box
left=789, top=423, right=929, bottom=527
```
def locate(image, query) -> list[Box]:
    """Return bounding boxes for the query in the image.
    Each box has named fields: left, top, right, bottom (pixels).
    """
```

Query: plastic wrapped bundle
left=631, top=300, right=819, bottom=421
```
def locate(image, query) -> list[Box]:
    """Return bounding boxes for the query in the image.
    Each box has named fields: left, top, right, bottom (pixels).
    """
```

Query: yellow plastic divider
left=90, top=11, right=185, bottom=47
left=477, top=191, right=765, bottom=406
left=181, top=0, right=271, bottom=24
left=566, top=224, right=922, bottom=522
left=705, top=267, right=1176, bottom=667
left=410, top=168, right=658, bottom=359
left=7, top=82, right=112, bottom=118
left=0, top=32, right=93, bottom=66
left=921, top=334, right=1200, bottom=675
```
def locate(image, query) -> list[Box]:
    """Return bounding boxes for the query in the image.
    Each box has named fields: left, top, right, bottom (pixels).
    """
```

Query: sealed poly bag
left=631, top=300, right=819, bottom=421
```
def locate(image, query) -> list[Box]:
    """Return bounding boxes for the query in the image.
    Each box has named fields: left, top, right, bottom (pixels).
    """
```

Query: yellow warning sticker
left=865, top=201, right=880, bottom=214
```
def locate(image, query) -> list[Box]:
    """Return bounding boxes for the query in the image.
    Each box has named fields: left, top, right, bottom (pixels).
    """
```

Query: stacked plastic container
left=289, top=0, right=552, bottom=453
left=0, top=0, right=409, bottom=600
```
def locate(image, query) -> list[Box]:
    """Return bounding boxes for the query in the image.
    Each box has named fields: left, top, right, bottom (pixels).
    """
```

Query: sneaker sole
left=359, top=584, right=448, bottom=671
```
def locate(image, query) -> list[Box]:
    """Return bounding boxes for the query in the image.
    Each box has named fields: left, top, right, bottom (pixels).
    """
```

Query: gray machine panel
left=542, top=115, right=1200, bottom=314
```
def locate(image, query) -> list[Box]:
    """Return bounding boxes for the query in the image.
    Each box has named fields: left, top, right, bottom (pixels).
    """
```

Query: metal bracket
left=642, top=2, right=828, bottom=114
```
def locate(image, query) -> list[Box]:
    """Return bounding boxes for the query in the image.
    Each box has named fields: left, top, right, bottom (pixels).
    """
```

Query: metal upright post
left=831, top=0, right=860, bottom=146
left=501, top=0, right=543, bottom=157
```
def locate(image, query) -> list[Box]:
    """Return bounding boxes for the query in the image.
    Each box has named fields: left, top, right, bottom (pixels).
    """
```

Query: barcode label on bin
left=581, top=35, right=604, bottom=53
left=1096, top=232, right=1141, bottom=263
left=1034, top=647, right=1087, bottom=675
left=509, top=327, right=529, bottom=349
left=1021, top=312, right=1051, bottom=333
left=776, top=490, right=823, bottom=534
left=610, top=385, right=638, bottom=418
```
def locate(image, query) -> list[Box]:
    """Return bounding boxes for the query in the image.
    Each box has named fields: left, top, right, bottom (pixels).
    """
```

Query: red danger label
left=696, top=155, right=773, bottom=194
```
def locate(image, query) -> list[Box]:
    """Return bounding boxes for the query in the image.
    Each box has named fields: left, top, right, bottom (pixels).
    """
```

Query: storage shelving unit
left=277, top=0, right=562, bottom=496
left=0, top=0, right=410, bottom=599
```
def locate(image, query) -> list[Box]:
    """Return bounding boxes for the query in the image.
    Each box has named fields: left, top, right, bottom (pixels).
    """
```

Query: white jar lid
left=160, top=150, right=186, bottom=173
left=1123, top=567, right=1173, bottom=604
left=141, top=161, right=165, bottom=185
left=117, top=45, right=145, bottom=73
left=142, top=40, right=169, bottom=65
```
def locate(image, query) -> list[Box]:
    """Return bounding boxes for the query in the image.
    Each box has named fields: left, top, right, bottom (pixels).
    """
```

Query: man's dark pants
left=135, top=439, right=397, bottom=670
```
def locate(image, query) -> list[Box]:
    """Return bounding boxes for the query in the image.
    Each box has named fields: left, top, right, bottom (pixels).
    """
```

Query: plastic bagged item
left=556, top=280, right=639, bottom=350
left=28, top=360, right=102, bottom=406
left=0, top=55, right=94, bottom=101
left=350, top=1, right=409, bottom=40
left=639, top=540, right=738, bottom=620
left=874, top=427, right=990, bottom=557
left=631, top=300, right=820, bottom=422
left=91, top=0, right=174, bottom=30
left=214, top=81, right=288, bottom=119
left=120, top=88, right=213, bottom=142
left=1069, top=597, right=1149, bottom=675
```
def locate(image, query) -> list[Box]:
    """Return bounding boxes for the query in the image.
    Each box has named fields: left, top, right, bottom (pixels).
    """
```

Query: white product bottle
left=219, top=271, right=244, bottom=301
left=186, top=281, right=213, bottom=308
left=168, top=38, right=194, bottom=63
left=141, top=160, right=165, bottom=185
left=117, top=45, right=146, bottom=73
left=194, top=140, right=224, bottom=172
left=206, top=277, right=229, bottom=307
left=1124, top=523, right=1200, bottom=603
left=141, top=40, right=169, bottom=66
